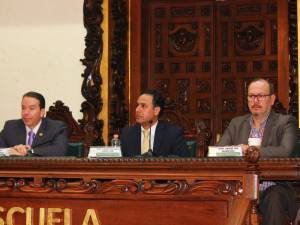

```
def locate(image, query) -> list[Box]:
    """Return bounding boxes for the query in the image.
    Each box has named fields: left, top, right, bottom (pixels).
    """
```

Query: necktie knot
left=28, top=130, right=35, bottom=146
left=143, top=129, right=149, bottom=137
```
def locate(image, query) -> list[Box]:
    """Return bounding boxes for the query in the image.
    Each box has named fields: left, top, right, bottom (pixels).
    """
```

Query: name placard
left=208, top=146, right=243, bottom=157
left=88, top=146, right=122, bottom=158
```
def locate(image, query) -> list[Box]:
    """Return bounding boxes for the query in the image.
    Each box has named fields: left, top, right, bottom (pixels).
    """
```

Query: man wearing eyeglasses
left=218, top=78, right=297, bottom=225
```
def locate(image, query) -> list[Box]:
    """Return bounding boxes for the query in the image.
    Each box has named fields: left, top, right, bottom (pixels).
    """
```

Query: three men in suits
left=120, top=89, right=188, bottom=157
left=218, top=78, right=297, bottom=225
left=0, top=91, right=68, bottom=156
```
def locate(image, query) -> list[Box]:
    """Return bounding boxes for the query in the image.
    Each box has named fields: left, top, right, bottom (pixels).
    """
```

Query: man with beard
left=0, top=91, right=68, bottom=156
left=120, top=89, right=188, bottom=157
left=217, top=78, right=297, bottom=225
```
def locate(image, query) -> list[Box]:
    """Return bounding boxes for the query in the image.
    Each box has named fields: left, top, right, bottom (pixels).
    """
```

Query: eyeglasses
left=247, top=94, right=271, bottom=101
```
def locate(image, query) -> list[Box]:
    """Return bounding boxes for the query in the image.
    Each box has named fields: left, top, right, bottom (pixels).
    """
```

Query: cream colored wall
left=0, top=0, right=85, bottom=128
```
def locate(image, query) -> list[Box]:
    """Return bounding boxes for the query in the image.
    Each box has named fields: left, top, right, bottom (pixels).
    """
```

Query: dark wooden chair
left=160, top=109, right=211, bottom=157
left=46, top=100, right=85, bottom=157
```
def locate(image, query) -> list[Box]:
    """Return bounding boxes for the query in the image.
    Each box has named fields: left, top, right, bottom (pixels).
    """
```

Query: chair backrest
left=46, top=100, right=85, bottom=157
left=160, top=109, right=211, bottom=157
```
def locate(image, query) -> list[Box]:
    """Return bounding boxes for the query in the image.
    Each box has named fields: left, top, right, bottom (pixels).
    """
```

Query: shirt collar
left=250, top=113, right=270, bottom=128
left=26, top=119, right=42, bottom=134
left=141, top=120, right=158, bottom=133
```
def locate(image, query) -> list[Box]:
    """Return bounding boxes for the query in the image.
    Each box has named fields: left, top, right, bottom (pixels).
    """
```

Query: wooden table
left=0, top=157, right=298, bottom=225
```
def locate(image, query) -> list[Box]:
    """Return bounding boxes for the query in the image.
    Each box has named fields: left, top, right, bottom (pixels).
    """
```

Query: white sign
left=208, top=146, right=243, bottom=157
left=88, top=146, right=122, bottom=158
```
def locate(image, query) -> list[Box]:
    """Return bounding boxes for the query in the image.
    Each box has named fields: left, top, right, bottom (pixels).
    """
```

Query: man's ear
left=270, top=94, right=276, bottom=105
left=154, top=106, right=161, bottom=116
left=40, top=108, right=46, bottom=117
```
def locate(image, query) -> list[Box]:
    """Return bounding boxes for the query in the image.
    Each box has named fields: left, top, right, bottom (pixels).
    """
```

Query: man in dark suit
left=120, top=89, right=188, bottom=157
left=0, top=91, right=68, bottom=156
left=218, top=78, right=297, bottom=225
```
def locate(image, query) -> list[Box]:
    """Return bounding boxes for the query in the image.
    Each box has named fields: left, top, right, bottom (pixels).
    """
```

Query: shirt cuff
left=0, top=148, right=10, bottom=157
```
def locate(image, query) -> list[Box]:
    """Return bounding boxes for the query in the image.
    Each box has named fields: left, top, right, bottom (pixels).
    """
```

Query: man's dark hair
left=142, top=89, right=165, bottom=116
left=247, top=78, right=275, bottom=95
left=23, top=91, right=46, bottom=109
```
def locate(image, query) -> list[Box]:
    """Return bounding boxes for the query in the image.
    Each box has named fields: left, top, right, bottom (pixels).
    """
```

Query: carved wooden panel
left=142, top=0, right=214, bottom=134
left=215, top=0, right=278, bottom=137
left=142, top=0, right=281, bottom=142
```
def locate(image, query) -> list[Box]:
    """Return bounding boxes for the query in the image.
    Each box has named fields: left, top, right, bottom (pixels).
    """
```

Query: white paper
left=88, top=146, right=122, bottom=158
left=208, top=146, right=243, bottom=157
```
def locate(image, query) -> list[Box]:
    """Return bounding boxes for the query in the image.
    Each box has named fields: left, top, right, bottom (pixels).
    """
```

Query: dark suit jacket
left=120, top=121, right=188, bottom=157
left=217, top=110, right=297, bottom=157
left=0, top=118, right=68, bottom=156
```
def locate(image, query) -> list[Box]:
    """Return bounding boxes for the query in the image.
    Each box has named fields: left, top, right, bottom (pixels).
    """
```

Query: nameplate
left=208, top=146, right=243, bottom=157
left=88, top=146, right=122, bottom=158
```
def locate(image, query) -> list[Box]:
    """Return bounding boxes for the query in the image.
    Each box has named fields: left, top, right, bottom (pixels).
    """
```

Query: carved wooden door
left=142, top=0, right=279, bottom=143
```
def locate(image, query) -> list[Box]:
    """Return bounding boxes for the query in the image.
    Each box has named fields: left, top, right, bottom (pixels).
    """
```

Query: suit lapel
left=133, top=125, right=141, bottom=155
left=241, top=116, right=251, bottom=144
left=261, top=111, right=276, bottom=146
left=32, top=119, right=47, bottom=147
left=17, top=120, right=27, bottom=145
left=153, top=122, right=164, bottom=154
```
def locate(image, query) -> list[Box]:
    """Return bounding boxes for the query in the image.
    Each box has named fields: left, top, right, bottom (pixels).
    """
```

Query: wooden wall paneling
left=278, top=0, right=289, bottom=110
left=109, top=0, right=129, bottom=138
left=215, top=0, right=279, bottom=141
left=142, top=0, right=215, bottom=136
left=129, top=0, right=143, bottom=124
left=125, top=0, right=296, bottom=143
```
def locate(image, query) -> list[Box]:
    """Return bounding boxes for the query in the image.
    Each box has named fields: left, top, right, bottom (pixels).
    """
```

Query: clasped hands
left=9, top=144, right=31, bottom=156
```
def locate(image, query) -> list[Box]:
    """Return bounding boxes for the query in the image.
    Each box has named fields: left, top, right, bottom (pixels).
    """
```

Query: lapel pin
left=39, top=133, right=44, bottom=137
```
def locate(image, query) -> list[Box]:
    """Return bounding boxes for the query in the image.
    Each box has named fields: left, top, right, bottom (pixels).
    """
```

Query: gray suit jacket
left=217, top=111, right=297, bottom=157
left=0, top=118, right=68, bottom=156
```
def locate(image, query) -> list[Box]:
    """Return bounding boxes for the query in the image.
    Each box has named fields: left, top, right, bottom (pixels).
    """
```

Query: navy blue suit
left=0, top=118, right=68, bottom=156
left=120, top=121, right=188, bottom=157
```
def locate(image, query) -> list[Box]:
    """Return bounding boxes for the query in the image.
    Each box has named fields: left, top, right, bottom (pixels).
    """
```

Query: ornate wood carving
left=196, top=98, right=211, bottom=113
left=155, top=24, right=163, bottom=57
left=110, top=0, right=129, bottom=137
left=196, top=79, right=211, bottom=93
left=0, top=157, right=298, bottom=225
left=237, top=61, right=247, bottom=72
left=288, top=0, right=298, bottom=118
left=234, top=22, right=265, bottom=55
left=80, top=0, right=105, bottom=146
left=136, top=0, right=293, bottom=145
left=176, top=79, right=190, bottom=113
left=222, top=79, right=236, bottom=93
left=221, top=22, right=229, bottom=56
left=0, top=178, right=242, bottom=196
left=47, top=101, right=85, bottom=140
left=168, top=24, right=198, bottom=56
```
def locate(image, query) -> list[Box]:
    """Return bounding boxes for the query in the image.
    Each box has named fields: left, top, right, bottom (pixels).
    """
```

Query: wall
left=0, top=0, right=85, bottom=128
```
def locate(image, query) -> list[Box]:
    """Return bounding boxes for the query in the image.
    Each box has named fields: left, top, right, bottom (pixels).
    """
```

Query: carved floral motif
left=0, top=178, right=243, bottom=197
left=235, top=23, right=264, bottom=55
left=169, top=27, right=197, bottom=53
